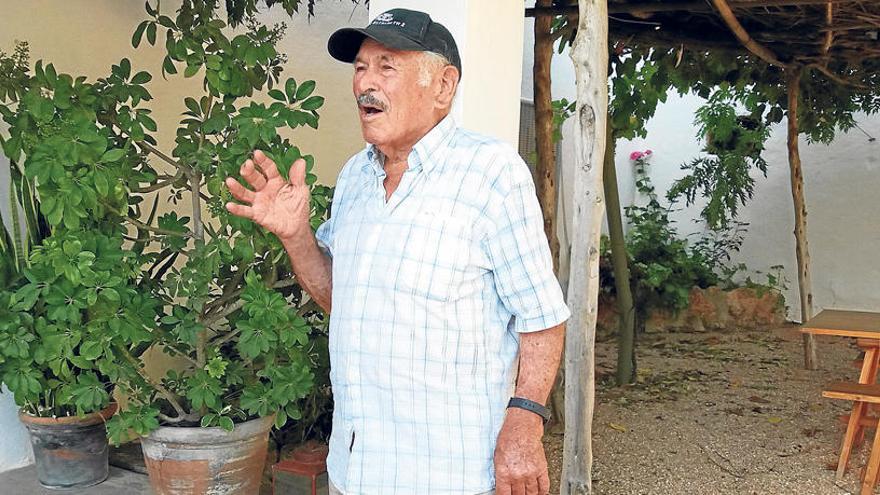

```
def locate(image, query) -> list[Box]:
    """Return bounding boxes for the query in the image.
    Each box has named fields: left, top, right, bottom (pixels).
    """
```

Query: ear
left=435, top=65, right=459, bottom=110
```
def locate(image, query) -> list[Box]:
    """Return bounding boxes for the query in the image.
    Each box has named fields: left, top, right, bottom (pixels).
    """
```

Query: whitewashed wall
left=0, top=149, right=34, bottom=472
left=0, top=386, right=33, bottom=472
left=522, top=15, right=880, bottom=322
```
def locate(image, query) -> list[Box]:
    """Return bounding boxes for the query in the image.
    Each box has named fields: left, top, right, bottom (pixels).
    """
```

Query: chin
left=360, top=127, right=387, bottom=147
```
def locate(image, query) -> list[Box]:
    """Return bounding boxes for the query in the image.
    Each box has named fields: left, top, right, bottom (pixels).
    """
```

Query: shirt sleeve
left=314, top=156, right=356, bottom=258
left=483, top=176, right=571, bottom=333
left=315, top=215, right=334, bottom=258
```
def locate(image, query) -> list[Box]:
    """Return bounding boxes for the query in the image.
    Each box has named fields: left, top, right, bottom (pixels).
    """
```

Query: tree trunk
left=534, top=0, right=566, bottom=430
left=561, top=1, right=608, bottom=493
left=602, top=127, right=636, bottom=385
left=534, top=0, right=560, bottom=273
left=786, top=66, right=818, bottom=370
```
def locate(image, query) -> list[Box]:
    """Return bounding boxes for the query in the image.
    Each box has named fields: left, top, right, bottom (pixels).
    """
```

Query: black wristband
left=507, top=397, right=550, bottom=424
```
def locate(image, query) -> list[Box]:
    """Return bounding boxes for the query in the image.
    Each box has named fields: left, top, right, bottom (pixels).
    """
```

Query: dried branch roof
left=605, top=0, right=880, bottom=65
left=531, top=1, right=880, bottom=67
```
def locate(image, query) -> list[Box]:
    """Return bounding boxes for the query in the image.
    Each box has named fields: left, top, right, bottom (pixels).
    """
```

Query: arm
left=279, top=232, right=332, bottom=313
left=494, top=323, right=564, bottom=495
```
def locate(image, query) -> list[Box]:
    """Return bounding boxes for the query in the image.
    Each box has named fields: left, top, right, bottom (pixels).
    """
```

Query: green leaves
left=132, top=21, right=149, bottom=48
left=186, top=370, right=223, bottom=410
left=68, top=372, right=110, bottom=416
left=106, top=406, right=159, bottom=445
left=295, top=80, right=315, bottom=100
left=0, top=0, right=334, bottom=430
left=201, top=413, right=235, bottom=431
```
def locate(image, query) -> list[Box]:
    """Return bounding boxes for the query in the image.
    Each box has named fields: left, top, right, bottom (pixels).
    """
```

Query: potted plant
left=0, top=42, right=152, bottom=490
left=100, top=3, right=331, bottom=494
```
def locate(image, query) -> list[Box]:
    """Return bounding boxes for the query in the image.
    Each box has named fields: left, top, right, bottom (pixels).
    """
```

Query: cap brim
left=328, top=27, right=427, bottom=63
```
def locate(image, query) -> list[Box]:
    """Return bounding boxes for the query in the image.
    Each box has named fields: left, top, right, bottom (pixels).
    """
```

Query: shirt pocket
left=396, top=214, right=472, bottom=303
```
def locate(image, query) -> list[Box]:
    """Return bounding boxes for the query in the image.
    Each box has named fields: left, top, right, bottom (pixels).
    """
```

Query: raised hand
left=225, top=150, right=311, bottom=241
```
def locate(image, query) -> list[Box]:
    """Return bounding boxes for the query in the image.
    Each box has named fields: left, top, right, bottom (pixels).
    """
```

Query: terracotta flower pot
left=141, top=415, right=274, bottom=495
left=19, top=403, right=117, bottom=490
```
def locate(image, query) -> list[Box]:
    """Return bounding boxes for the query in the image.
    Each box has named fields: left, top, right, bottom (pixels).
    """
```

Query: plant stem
left=192, top=97, right=210, bottom=371
left=117, top=345, right=191, bottom=420
left=204, top=269, right=246, bottom=316
left=161, top=343, right=200, bottom=368
left=133, top=169, right=185, bottom=193
left=128, top=215, right=193, bottom=238
left=206, top=279, right=302, bottom=346
left=136, top=140, right=187, bottom=173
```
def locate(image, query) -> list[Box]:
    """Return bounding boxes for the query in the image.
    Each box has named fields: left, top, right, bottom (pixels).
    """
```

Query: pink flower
left=629, top=151, right=644, bottom=161
left=644, top=149, right=653, bottom=155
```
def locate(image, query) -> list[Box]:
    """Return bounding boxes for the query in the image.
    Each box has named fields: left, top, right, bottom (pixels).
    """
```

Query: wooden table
left=802, top=309, right=880, bottom=491
left=802, top=310, right=880, bottom=340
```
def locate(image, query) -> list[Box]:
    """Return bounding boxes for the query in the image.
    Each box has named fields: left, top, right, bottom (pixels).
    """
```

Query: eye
left=354, top=65, right=366, bottom=72
left=382, top=65, right=394, bottom=71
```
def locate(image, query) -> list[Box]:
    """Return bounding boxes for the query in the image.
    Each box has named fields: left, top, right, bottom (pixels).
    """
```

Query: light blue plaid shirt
left=316, top=115, right=570, bottom=495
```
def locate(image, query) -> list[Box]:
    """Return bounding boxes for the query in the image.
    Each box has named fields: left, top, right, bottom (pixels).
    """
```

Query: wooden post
left=602, top=127, right=636, bottom=385
left=561, top=0, right=608, bottom=493
left=786, top=66, right=818, bottom=370
left=534, top=0, right=561, bottom=272
left=533, top=0, right=567, bottom=429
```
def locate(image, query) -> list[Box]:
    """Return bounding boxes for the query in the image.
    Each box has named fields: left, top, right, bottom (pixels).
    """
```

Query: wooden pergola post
left=561, top=0, right=609, bottom=493
left=534, top=0, right=560, bottom=273
left=711, top=0, right=818, bottom=369
left=786, top=66, right=818, bottom=369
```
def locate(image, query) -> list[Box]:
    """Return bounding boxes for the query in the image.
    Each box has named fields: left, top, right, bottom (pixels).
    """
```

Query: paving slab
left=0, top=465, right=151, bottom=495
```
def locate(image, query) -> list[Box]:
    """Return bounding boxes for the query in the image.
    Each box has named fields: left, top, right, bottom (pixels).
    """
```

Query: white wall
left=0, top=147, right=34, bottom=473
left=368, top=0, right=524, bottom=147
left=0, top=386, right=33, bottom=472
left=522, top=17, right=880, bottom=322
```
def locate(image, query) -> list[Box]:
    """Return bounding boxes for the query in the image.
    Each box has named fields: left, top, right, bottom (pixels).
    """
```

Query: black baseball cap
left=328, top=8, right=462, bottom=79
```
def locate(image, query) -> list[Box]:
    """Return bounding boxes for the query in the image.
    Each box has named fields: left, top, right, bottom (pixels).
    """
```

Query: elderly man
left=226, top=8, right=569, bottom=495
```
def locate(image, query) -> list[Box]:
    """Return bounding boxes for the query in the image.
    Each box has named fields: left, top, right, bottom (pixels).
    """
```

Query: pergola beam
left=711, top=0, right=787, bottom=67
left=526, top=0, right=858, bottom=17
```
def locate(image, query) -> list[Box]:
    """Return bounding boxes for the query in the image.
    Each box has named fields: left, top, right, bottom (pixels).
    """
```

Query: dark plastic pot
left=141, top=415, right=274, bottom=495
left=19, top=403, right=117, bottom=490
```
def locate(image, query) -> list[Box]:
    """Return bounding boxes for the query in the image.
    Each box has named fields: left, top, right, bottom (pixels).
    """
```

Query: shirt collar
left=363, top=114, right=457, bottom=177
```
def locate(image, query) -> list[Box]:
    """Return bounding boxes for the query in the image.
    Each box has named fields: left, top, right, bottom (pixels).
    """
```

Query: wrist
left=277, top=225, right=313, bottom=246
left=504, top=407, right=544, bottom=431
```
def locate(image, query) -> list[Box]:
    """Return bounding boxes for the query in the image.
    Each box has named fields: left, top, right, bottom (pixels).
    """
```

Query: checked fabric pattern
left=315, top=115, right=570, bottom=495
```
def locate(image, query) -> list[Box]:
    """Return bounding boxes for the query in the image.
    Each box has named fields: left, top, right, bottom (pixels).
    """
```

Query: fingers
left=224, top=201, right=253, bottom=220
left=240, top=159, right=267, bottom=190
left=289, top=158, right=307, bottom=186
left=495, top=481, right=512, bottom=495
left=225, top=177, right=255, bottom=203
left=538, top=472, right=550, bottom=495
left=525, top=477, right=540, bottom=495
left=253, top=149, right=280, bottom=180
left=511, top=482, right=526, bottom=495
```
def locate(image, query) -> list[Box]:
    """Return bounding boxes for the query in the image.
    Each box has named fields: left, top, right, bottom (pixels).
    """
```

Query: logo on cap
left=372, top=12, right=406, bottom=28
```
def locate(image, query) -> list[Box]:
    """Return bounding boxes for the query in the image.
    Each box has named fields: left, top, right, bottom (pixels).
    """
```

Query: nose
left=353, top=66, right=379, bottom=95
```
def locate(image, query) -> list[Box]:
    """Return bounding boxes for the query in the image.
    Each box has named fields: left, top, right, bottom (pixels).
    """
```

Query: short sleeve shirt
left=316, top=115, right=570, bottom=495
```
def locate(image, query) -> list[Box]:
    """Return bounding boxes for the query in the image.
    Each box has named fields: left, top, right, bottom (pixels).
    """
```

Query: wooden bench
left=824, top=382, right=880, bottom=494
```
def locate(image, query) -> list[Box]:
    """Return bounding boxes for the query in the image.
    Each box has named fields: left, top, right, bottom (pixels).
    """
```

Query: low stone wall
left=596, top=286, right=786, bottom=336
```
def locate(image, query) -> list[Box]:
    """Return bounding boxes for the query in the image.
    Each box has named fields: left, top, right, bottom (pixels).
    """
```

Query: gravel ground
left=543, top=324, right=876, bottom=494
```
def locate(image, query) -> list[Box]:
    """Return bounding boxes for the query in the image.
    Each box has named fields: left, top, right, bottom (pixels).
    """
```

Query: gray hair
left=418, top=51, right=452, bottom=87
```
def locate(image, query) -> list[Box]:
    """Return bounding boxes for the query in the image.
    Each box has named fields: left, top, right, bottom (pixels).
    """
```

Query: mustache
left=356, top=93, right=387, bottom=111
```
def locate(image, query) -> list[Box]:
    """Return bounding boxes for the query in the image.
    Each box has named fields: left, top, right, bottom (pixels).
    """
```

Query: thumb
left=289, top=158, right=307, bottom=186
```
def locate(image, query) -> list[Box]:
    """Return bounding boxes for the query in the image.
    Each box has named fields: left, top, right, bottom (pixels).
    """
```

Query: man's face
left=352, top=39, right=436, bottom=153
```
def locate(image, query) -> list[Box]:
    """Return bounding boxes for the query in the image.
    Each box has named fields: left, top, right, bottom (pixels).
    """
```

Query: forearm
left=280, top=231, right=333, bottom=313
left=514, top=323, right=565, bottom=405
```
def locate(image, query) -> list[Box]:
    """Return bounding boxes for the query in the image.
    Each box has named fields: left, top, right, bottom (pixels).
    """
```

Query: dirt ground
left=543, top=324, right=875, bottom=494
